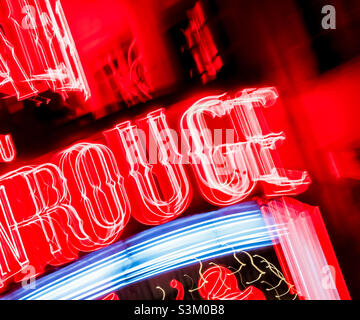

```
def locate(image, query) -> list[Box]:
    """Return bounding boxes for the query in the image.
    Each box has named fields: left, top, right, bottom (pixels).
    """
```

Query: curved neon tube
left=1, top=201, right=283, bottom=300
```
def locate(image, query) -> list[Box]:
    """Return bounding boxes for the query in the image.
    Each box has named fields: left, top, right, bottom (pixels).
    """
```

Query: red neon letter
left=104, top=109, right=192, bottom=225
left=58, top=143, right=130, bottom=250
left=0, top=31, right=37, bottom=100
left=0, top=164, right=84, bottom=287
left=181, top=87, right=311, bottom=206
left=0, top=0, right=90, bottom=100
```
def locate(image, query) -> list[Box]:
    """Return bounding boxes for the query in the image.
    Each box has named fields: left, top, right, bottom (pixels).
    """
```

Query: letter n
left=0, top=186, right=28, bottom=286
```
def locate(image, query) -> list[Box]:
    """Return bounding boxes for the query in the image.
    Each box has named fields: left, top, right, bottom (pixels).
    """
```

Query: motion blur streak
left=261, top=198, right=351, bottom=300
left=1, top=201, right=282, bottom=300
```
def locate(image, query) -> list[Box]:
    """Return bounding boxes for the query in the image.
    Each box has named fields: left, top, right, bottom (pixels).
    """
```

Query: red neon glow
left=0, top=0, right=90, bottom=100
left=101, top=39, right=152, bottom=107
left=104, top=109, right=192, bottom=225
left=184, top=2, right=223, bottom=84
left=181, top=88, right=311, bottom=206
left=0, top=88, right=340, bottom=295
left=102, top=292, right=119, bottom=300
left=0, top=146, right=132, bottom=288
left=198, top=265, right=266, bottom=300
left=261, top=197, right=351, bottom=300
left=58, top=143, right=130, bottom=250
left=0, top=30, right=37, bottom=100
left=170, top=279, right=185, bottom=300
left=0, top=164, right=87, bottom=288
left=0, top=135, right=16, bottom=163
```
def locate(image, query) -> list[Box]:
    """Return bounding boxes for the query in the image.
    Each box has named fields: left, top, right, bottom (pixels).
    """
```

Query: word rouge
left=0, top=87, right=311, bottom=289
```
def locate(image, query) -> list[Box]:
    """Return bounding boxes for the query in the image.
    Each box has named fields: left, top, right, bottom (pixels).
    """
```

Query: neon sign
left=181, top=88, right=310, bottom=206
left=184, top=2, right=223, bottom=84
left=197, top=265, right=266, bottom=300
left=0, top=0, right=90, bottom=100
left=0, top=87, right=349, bottom=299
left=1, top=200, right=349, bottom=300
left=104, top=109, right=192, bottom=225
left=0, top=135, right=16, bottom=163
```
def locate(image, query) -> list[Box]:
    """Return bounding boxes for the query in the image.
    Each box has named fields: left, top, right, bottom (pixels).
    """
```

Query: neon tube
left=1, top=201, right=282, bottom=300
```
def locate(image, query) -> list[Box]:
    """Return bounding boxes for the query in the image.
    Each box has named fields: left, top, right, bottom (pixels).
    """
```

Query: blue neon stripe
left=1, top=201, right=282, bottom=300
